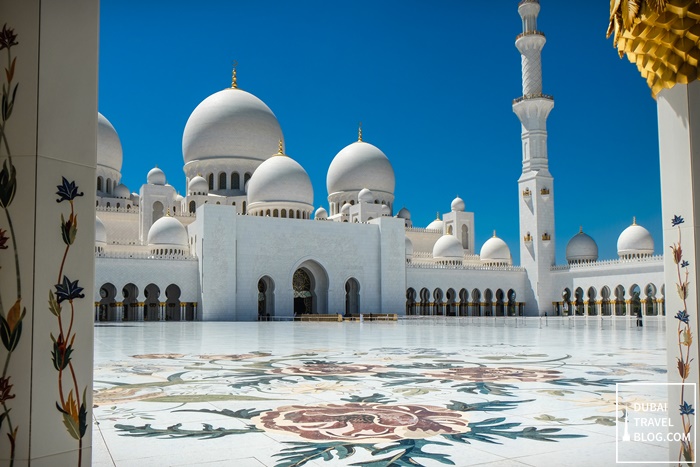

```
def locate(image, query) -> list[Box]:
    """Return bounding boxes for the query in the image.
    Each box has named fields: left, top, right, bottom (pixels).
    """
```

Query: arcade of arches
left=553, top=283, right=665, bottom=317
left=96, top=282, right=197, bottom=321
left=405, top=287, right=525, bottom=317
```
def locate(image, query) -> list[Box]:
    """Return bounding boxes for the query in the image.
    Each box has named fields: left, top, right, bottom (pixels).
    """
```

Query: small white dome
left=381, top=204, right=391, bottom=216
left=147, top=167, right=166, bottom=185
left=433, top=234, right=463, bottom=260
left=147, top=216, right=188, bottom=246
left=451, top=196, right=465, bottom=212
left=405, top=236, right=414, bottom=258
left=95, top=216, right=107, bottom=245
left=358, top=188, right=374, bottom=203
left=426, top=217, right=444, bottom=231
left=97, top=113, right=123, bottom=172
left=397, top=207, right=411, bottom=219
left=314, top=207, right=328, bottom=220
left=188, top=175, right=209, bottom=195
left=113, top=183, right=130, bottom=199
left=175, top=194, right=184, bottom=202
left=617, top=219, right=654, bottom=257
left=480, top=233, right=511, bottom=264
left=247, top=154, right=313, bottom=206
left=327, top=141, right=395, bottom=196
left=182, top=88, right=283, bottom=165
left=566, top=228, right=598, bottom=263
left=341, top=202, right=351, bottom=214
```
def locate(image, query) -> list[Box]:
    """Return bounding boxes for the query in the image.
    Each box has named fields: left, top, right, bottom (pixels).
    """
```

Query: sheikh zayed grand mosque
left=93, top=1, right=664, bottom=322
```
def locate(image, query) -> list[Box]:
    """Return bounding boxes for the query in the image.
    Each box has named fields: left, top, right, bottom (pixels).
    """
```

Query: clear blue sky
left=99, top=1, right=661, bottom=265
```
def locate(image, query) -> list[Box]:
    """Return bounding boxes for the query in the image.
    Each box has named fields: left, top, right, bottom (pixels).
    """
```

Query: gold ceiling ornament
left=607, top=0, right=700, bottom=96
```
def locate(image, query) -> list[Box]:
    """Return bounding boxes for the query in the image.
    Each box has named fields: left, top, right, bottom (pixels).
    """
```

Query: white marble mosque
left=93, top=0, right=664, bottom=323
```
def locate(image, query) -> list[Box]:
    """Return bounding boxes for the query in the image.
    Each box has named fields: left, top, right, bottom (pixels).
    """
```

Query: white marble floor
left=93, top=317, right=669, bottom=466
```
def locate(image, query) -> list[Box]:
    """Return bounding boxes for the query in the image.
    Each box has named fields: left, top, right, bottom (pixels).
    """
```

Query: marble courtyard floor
left=93, top=317, right=669, bottom=466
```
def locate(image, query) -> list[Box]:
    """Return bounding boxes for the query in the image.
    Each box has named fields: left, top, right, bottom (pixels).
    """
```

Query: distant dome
left=358, top=188, right=374, bottom=203
left=566, top=228, right=598, bottom=263
left=175, top=194, right=184, bottom=202
left=480, top=233, right=511, bottom=264
left=381, top=204, right=391, bottom=216
left=617, top=219, right=654, bottom=258
left=451, top=196, right=465, bottom=212
left=397, top=207, right=411, bottom=219
left=188, top=175, right=209, bottom=195
left=405, top=236, right=414, bottom=258
left=314, top=207, right=328, bottom=220
left=113, top=183, right=130, bottom=199
left=341, top=202, right=351, bottom=214
left=147, top=167, right=166, bottom=186
left=182, top=88, right=283, bottom=165
left=327, top=141, right=395, bottom=196
left=247, top=154, right=313, bottom=207
left=95, top=216, right=107, bottom=245
left=147, top=216, right=188, bottom=246
left=433, top=234, right=463, bottom=260
left=426, top=217, right=444, bottom=231
left=97, top=113, right=123, bottom=172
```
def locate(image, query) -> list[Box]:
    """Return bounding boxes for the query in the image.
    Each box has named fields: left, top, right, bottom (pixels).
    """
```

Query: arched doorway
left=458, top=289, right=468, bottom=316
left=165, top=284, right=181, bottom=321
left=258, top=276, right=275, bottom=320
left=122, top=283, right=139, bottom=321
left=644, top=283, right=657, bottom=315
left=406, top=288, right=416, bottom=315
left=587, top=287, right=598, bottom=315
left=433, top=288, right=443, bottom=316
left=574, top=287, right=584, bottom=315
left=601, top=286, right=612, bottom=316
left=419, top=288, right=430, bottom=315
left=345, top=278, right=360, bottom=315
left=629, top=284, right=641, bottom=320
left=483, top=289, right=493, bottom=316
left=152, top=201, right=164, bottom=223
left=495, top=289, right=505, bottom=316
left=614, top=284, right=626, bottom=315
left=471, top=289, right=481, bottom=316
left=292, top=260, right=329, bottom=315
left=144, top=283, right=160, bottom=321
left=507, top=289, right=516, bottom=316
left=445, top=288, right=456, bottom=316
left=98, top=283, right=117, bottom=321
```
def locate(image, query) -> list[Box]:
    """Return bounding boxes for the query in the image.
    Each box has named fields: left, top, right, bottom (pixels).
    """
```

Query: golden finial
left=493, top=230, right=497, bottom=238
left=632, top=216, right=637, bottom=225
left=579, top=226, right=583, bottom=234
left=277, top=139, right=284, bottom=156
left=358, top=122, right=363, bottom=142
left=231, top=61, right=238, bottom=89
left=436, top=211, right=440, bottom=220
left=166, top=208, right=171, bottom=217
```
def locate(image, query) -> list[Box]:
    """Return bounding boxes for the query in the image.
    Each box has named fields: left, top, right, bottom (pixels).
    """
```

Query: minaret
left=513, top=0, right=555, bottom=316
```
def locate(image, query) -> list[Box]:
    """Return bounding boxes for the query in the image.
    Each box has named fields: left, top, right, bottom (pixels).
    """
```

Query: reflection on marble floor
left=93, top=318, right=668, bottom=466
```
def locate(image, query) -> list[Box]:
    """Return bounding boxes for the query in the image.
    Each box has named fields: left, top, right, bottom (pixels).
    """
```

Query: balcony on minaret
left=522, top=188, right=531, bottom=199
left=541, top=232, right=551, bottom=241
left=540, top=187, right=550, bottom=199
left=512, top=93, right=554, bottom=105
left=523, top=232, right=533, bottom=243
left=516, top=30, right=545, bottom=41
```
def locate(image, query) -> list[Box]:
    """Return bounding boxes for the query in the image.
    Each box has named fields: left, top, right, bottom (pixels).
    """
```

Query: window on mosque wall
left=219, top=172, right=227, bottom=189
left=208, top=174, right=214, bottom=190
left=231, top=172, right=240, bottom=189
left=244, top=172, right=251, bottom=184
left=97, top=176, right=103, bottom=191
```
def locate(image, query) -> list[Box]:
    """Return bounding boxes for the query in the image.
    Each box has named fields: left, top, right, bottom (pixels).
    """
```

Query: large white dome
left=566, top=228, right=598, bottom=263
left=433, top=234, right=463, bottom=260
left=480, top=234, right=511, bottom=264
left=247, top=155, right=313, bottom=206
left=97, top=112, right=123, bottom=172
left=617, top=219, right=654, bottom=257
left=182, top=88, right=283, bottom=165
left=326, top=141, right=395, bottom=196
left=147, top=216, right=188, bottom=246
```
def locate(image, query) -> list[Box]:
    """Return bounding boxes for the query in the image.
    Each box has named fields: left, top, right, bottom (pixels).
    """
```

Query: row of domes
left=565, top=219, right=654, bottom=263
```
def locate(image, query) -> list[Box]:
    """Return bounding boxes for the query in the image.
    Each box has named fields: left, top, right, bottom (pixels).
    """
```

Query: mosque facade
left=93, top=0, right=664, bottom=321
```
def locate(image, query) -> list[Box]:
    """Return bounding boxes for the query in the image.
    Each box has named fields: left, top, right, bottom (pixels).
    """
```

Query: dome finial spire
left=231, top=60, right=238, bottom=89
left=277, top=139, right=284, bottom=156
left=358, top=122, right=363, bottom=142
left=166, top=208, right=171, bottom=217
left=436, top=211, right=440, bottom=220
left=632, top=216, right=637, bottom=225
left=493, top=230, right=497, bottom=238
left=579, top=225, right=583, bottom=233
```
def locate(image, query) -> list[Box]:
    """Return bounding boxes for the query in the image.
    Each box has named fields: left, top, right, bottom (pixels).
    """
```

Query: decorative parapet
left=96, top=205, right=138, bottom=214
left=512, top=93, right=554, bottom=104
left=405, top=227, right=442, bottom=233
left=550, top=254, right=663, bottom=271
left=407, top=262, right=524, bottom=272
left=608, top=1, right=700, bottom=96
left=95, top=251, right=197, bottom=261
left=516, top=30, right=545, bottom=40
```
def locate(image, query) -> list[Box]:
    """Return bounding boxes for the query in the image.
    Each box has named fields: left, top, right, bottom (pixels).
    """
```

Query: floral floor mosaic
left=93, top=318, right=669, bottom=466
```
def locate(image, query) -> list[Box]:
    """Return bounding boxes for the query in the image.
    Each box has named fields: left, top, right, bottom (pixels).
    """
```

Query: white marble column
left=657, top=81, right=700, bottom=463
left=0, top=1, right=98, bottom=466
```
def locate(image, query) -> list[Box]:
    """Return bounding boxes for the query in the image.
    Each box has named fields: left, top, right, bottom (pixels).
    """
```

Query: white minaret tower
left=513, top=0, right=555, bottom=316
